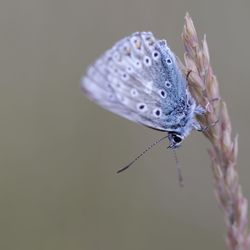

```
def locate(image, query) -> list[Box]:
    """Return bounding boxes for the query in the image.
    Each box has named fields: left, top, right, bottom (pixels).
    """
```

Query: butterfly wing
left=81, top=32, right=188, bottom=131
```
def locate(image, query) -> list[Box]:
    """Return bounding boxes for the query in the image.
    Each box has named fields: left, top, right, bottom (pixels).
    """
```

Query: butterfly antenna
left=173, top=149, right=184, bottom=187
left=117, top=135, right=168, bottom=174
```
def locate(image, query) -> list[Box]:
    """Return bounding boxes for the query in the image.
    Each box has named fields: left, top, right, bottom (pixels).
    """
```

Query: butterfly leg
left=193, top=105, right=209, bottom=131
left=201, top=119, right=219, bottom=132
left=195, top=105, right=206, bottom=115
left=186, top=69, right=192, bottom=81
left=192, top=119, right=203, bottom=131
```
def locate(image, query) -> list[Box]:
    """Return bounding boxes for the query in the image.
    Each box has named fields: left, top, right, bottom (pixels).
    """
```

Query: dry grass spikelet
left=181, top=13, right=250, bottom=250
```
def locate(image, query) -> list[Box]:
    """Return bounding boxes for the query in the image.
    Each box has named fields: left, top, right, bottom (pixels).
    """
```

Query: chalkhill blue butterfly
left=81, top=32, right=205, bottom=175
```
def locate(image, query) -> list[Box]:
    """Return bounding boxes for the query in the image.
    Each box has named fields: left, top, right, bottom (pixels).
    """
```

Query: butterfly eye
left=168, top=133, right=183, bottom=148
left=165, top=81, right=172, bottom=88
left=172, top=134, right=182, bottom=144
left=153, top=108, right=162, bottom=117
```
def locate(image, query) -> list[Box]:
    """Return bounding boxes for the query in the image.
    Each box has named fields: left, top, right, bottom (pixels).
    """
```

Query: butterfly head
left=168, top=132, right=184, bottom=149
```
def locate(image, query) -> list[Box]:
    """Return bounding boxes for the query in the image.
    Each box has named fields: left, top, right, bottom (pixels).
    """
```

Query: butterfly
left=81, top=32, right=205, bottom=171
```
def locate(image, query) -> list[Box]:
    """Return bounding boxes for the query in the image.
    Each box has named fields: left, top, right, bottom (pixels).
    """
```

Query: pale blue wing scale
left=82, top=32, right=188, bottom=131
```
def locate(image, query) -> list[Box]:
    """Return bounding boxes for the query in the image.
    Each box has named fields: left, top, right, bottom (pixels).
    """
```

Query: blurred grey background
left=0, top=0, right=250, bottom=249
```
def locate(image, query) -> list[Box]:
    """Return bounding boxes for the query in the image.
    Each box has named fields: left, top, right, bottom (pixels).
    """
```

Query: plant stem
left=181, top=13, right=250, bottom=250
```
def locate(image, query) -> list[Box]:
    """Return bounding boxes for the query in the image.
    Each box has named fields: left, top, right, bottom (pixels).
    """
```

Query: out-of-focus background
left=0, top=0, right=250, bottom=249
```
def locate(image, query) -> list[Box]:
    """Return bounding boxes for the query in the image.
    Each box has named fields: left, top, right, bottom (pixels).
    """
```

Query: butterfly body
left=82, top=32, right=204, bottom=148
